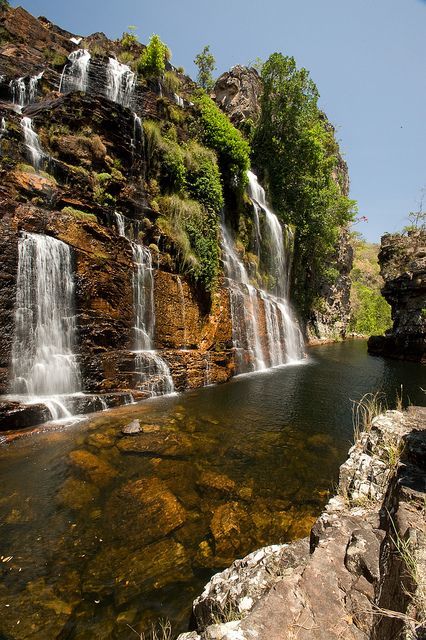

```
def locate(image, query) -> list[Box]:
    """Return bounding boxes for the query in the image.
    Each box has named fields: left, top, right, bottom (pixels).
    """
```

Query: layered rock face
left=213, top=66, right=353, bottom=342
left=179, top=406, right=426, bottom=640
left=212, top=65, right=262, bottom=128
left=368, top=230, right=426, bottom=362
left=0, top=6, right=234, bottom=429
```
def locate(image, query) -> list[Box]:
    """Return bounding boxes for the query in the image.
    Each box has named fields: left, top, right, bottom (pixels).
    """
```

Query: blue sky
left=12, top=0, right=426, bottom=242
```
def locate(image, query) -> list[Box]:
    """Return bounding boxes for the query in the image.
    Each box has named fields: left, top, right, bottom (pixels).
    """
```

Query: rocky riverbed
left=178, top=406, right=426, bottom=640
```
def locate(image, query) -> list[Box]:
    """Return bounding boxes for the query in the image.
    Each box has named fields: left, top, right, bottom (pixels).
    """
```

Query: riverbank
left=178, top=405, right=426, bottom=640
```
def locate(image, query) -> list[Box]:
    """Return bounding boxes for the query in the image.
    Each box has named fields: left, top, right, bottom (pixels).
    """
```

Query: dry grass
left=128, top=619, right=173, bottom=640
left=351, top=391, right=387, bottom=445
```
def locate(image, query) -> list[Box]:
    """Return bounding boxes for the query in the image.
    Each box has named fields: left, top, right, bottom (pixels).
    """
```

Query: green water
left=0, top=341, right=424, bottom=639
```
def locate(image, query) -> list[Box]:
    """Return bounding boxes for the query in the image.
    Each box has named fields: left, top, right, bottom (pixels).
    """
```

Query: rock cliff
left=368, top=230, right=426, bottom=362
left=178, top=406, right=426, bottom=640
left=0, top=5, right=235, bottom=430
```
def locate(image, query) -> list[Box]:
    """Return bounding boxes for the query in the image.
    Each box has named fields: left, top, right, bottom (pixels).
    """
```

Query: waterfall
left=106, top=58, right=135, bottom=107
left=21, top=117, right=45, bottom=171
left=131, top=112, right=143, bottom=156
left=10, top=233, right=81, bottom=419
left=9, top=72, right=43, bottom=108
left=221, top=170, right=305, bottom=373
left=114, top=213, right=174, bottom=395
left=221, top=223, right=266, bottom=372
left=59, top=49, right=91, bottom=93
left=247, top=171, right=293, bottom=298
left=174, top=94, right=185, bottom=108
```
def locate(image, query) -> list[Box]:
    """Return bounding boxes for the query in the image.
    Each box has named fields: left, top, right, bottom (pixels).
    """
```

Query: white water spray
left=115, top=213, right=174, bottom=395
left=59, top=49, right=91, bottom=93
left=10, top=233, right=81, bottom=418
left=106, top=58, right=135, bottom=107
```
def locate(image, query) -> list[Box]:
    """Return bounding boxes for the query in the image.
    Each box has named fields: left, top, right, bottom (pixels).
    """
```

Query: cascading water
left=21, top=117, right=45, bottom=171
left=221, top=170, right=305, bottom=373
left=59, top=49, right=91, bottom=93
left=106, top=58, right=135, bottom=107
left=131, top=112, right=143, bottom=157
left=9, top=72, right=43, bottom=109
left=10, top=233, right=81, bottom=419
left=114, top=213, right=174, bottom=396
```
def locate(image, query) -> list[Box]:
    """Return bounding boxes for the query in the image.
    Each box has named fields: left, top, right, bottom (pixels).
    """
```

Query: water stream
left=0, top=341, right=423, bottom=638
left=20, top=117, right=45, bottom=171
left=9, top=71, right=43, bottom=108
left=115, top=213, right=174, bottom=395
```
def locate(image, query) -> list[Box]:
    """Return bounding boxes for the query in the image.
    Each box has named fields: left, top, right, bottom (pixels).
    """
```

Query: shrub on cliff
left=158, top=194, right=219, bottom=291
left=194, top=93, right=250, bottom=188
left=137, top=34, right=170, bottom=79
left=253, top=53, right=356, bottom=317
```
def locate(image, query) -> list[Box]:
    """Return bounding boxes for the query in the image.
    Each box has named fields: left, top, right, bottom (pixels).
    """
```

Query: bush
left=137, top=34, right=169, bottom=79
left=120, top=27, right=139, bottom=49
left=162, top=70, right=181, bottom=95
left=194, top=93, right=250, bottom=188
left=184, top=141, right=223, bottom=213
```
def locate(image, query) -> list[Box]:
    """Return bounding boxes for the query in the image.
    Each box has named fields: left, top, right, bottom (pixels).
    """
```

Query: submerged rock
left=68, top=449, right=117, bottom=486
left=106, top=476, right=186, bottom=546
left=121, top=418, right=141, bottom=435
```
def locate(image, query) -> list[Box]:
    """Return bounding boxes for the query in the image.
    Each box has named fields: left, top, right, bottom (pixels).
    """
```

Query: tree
left=194, top=45, right=216, bottom=91
left=405, top=189, right=426, bottom=232
left=137, top=34, right=170, bottom=79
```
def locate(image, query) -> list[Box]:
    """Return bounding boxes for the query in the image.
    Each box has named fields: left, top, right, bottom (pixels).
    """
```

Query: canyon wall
left=368, top=230, right=426, bottom=362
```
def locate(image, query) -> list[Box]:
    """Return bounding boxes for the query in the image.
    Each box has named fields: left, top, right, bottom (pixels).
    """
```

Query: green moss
left=62, top=206, right=97, bottom=222
left=17, top=163, right=36, bottom=174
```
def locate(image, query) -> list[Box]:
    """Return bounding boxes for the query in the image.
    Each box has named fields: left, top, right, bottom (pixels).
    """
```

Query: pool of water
left=0, top=341, right=424, bottom=639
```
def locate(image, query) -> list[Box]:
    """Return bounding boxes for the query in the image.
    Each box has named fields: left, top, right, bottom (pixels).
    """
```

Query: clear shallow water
left=0, top=341, right=424, bottom=639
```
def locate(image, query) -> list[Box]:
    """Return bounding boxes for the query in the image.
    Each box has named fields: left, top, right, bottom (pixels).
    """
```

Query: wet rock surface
left=179, top=406, right=426, bottom=640
left=368, top=230, right=426, bottom=362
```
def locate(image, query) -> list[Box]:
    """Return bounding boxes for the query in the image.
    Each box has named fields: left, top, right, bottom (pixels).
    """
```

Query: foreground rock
left=368, top=230, right=426, bottom=362
left=178, top=406, right=426, bottom=639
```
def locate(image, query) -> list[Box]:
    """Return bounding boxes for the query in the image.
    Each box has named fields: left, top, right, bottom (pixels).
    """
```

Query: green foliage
left=120, top=26, right=139, bottom=49
left=44, top=49, right=67, bottom=67
left=195, top=93, right=250, bottom=187
left=349, top=235, right=392, bottom=335
left=253, top=53, right=356, bottom=316
left=248, top=57, right=264, bottom=74
left=143, top=121, right=224, bottom=214
left=158, top=194, right=219, bottom=291
left=93, top=172, right=116, bottom=206
left=184, top=141, right=224, bottom=213
left=350, top=283, right=392, bottom=335
left=137, top=34, right=170, bottom=79
left=194, top=45, right=216, bottom=91
left=162, top=70, right=181, bottom=95
left=0, top=0, right=10, bottom=10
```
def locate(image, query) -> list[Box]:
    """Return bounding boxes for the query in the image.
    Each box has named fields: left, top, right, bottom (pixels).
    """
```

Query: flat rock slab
left=106, top=476, right=186, bottom=546
left=116, top=429, right=194, bottom=457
